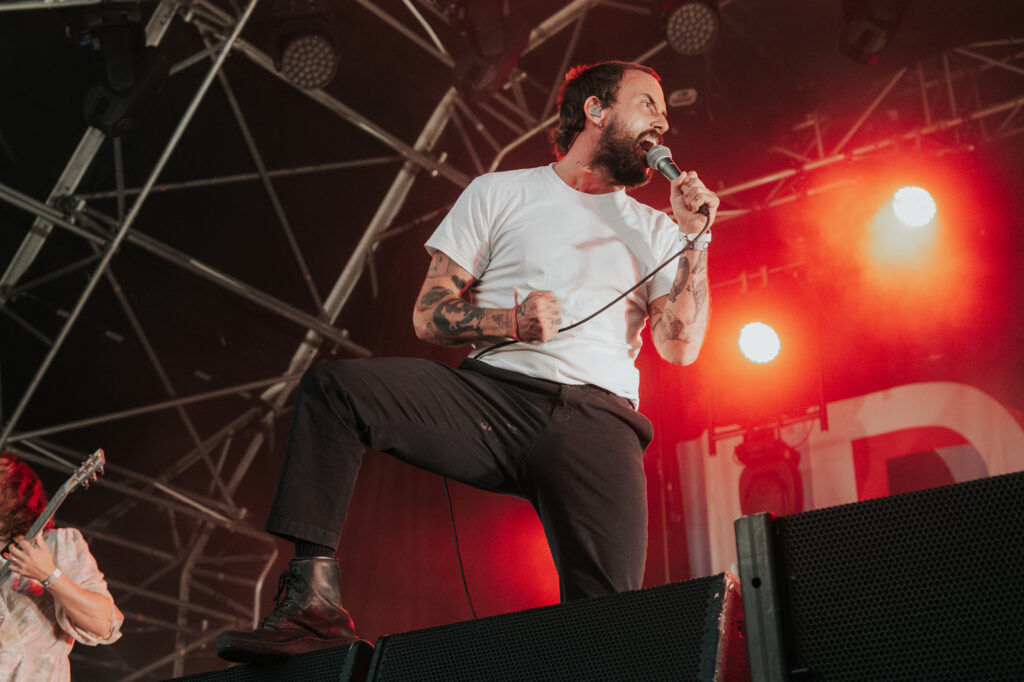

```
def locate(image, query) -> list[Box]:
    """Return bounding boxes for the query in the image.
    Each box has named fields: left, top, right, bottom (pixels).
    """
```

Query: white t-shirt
left=425, top=164, right=682, bottom=403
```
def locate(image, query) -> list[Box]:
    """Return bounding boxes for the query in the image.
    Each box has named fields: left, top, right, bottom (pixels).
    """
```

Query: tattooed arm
left=412, top=251, right=562, bottom=347
left=649, top=167, right=717, bottom=365
left=648, top=249, right=710, bottom=365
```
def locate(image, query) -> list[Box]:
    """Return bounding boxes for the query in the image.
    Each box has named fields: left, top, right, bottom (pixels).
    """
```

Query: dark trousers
left=265, top=356, right=654, bottom=602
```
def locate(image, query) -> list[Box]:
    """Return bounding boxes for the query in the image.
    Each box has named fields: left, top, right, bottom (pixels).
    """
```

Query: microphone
left=647, top=145, right=710, bottom=217
left=646, top=144, right=681, bottom=180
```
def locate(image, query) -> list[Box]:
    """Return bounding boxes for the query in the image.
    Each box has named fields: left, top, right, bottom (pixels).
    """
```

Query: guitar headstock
left=71, top=448, right=106, bottom=491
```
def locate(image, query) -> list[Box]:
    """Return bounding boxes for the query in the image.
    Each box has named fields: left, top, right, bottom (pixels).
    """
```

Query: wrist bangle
left=510, top=292, right=522, bottom=341
left=681, top=231, right=711, bottom=251
left=41, top=567, right=61, bottom=588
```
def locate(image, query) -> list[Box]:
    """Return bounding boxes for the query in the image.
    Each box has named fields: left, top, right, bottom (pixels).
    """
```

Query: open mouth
left=636, top=132, right=662, bottom=155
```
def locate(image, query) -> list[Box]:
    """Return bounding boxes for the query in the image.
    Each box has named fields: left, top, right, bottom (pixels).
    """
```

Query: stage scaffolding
left=0, top=0, right=1020, bottom=676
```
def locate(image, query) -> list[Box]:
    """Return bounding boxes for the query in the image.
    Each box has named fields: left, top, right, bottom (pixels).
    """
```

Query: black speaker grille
left=370, top=575, right=729, bottom=681
left=776, top=471, right=1024, bottom=681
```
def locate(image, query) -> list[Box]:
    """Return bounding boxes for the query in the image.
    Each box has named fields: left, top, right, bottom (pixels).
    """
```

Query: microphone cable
left=445, top=207, right=712, bottom=618
left=474, top=207, right=711, bottom=360
left=443, top=477, right=479, bottom=619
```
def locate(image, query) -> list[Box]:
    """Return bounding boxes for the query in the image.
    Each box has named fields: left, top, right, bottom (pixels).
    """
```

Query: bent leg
left=265, top=357, right=546, bottom=548
left=517, top=387, right=654, bottom=602
left=225, top=357, right=550, bottom=663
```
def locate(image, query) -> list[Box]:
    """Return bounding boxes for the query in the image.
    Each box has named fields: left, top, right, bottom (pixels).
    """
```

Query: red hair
left=0, top=451, right=53, bottom=540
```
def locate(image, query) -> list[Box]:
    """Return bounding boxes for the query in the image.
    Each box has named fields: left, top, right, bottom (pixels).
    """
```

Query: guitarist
left=0, top=452, right=123, bottom=681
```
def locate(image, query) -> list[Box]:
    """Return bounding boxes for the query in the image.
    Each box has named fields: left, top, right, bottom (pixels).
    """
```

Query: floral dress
left=0, top=528, right=122, bottom=681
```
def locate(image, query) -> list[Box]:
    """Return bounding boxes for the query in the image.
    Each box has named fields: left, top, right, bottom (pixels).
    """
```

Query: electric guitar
left=0, top=448, right=106, bottom=582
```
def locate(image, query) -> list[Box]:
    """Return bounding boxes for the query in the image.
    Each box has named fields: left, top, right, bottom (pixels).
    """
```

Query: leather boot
left=216, top=556, right=359, bottom=662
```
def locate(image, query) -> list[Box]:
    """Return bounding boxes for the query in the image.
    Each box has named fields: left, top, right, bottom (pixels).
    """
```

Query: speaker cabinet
left=168, top=639, right=372, bottom=681
left=736, top=470, right=1024, bottom=681
left=365, top=573, right=746, bottom=681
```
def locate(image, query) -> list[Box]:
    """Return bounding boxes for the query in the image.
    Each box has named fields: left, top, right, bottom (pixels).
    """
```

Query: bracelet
left=510, top=292, right=522, bottom=341
left=680, top=231, right=711, bottom=251
left=41, top=567, right=61, bottom=589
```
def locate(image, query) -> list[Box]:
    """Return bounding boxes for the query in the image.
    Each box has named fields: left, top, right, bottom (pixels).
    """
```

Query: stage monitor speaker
left=365, top=573, right=746, bottom=681
left=736, top=469, right=1024, bottom=681
left=168, top=639, right=372, bottom=682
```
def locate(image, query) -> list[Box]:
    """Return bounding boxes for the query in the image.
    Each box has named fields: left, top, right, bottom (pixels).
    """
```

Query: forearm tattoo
left=421, top=288, right=484, bottom=342
left=654, top=307, right=691, bottom=345
left=433, top=298, right=484, bottom=336
left=668, top=258, right=690, bottom=303
left=655, top=251, right=708, bottom=343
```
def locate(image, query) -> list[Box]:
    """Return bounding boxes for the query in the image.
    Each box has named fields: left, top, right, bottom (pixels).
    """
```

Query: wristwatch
left=41, top=567, right=61, bottom=589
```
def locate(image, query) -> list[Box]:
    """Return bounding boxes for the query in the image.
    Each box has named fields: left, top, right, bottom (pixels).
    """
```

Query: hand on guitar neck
left=0, top=448, right=121, bottom=640
left=2, top=533, right=58, bottom=585
left=0, top=448, right=105, bottom=582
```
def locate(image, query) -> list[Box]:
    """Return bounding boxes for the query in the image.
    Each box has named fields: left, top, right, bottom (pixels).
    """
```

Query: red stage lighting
left=738, top=321, right=781, bottom=364
left=892, top=185, right=937, bottom=228
left=700, top=272, right=823, bottom=431
left=869, top=184, right=938, bottom=265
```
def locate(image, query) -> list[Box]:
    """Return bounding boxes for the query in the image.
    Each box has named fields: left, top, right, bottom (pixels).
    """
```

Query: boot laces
left=261, top=568, right=306, bottom=628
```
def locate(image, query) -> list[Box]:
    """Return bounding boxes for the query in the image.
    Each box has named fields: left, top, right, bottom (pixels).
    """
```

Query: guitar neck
left=0, top=449, right=104, bottom=584
left=0, top=483, right=71, bottom=582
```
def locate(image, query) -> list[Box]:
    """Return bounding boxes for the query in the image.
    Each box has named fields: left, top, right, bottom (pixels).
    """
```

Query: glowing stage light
left=738, top=322, right=780, bottom=364
left=892, top=186, right=936, bottom=227
left=869, top=185, right=938, bottom=264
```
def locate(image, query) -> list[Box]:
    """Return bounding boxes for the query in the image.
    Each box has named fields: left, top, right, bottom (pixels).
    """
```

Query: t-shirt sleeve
left=424, top=175, right=496, bottom=279
left=50, top=528, right=123, bottom=646
left=646, top=210, right=684, bottom=302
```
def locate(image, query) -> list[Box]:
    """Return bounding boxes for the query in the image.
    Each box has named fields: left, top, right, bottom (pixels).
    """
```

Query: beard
left=591, top=117, right=657, bottom=188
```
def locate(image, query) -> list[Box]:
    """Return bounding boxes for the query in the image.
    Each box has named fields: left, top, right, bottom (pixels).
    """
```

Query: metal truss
left=697, top=38, right=1024, bottom=447
left=708, top=37, right=1024, bottom=222
left=0, top=0, right=1020, bottom=676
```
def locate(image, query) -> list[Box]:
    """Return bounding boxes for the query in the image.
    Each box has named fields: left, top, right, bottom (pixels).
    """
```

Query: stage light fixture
left=71, top=6, right=169, bottom=136
left=667, top=87, right=699, bottom=108
left=662, top=0, right=719, bottom=55
left=738, top=321, right=781, bottom=364
left=451, top=0, right=529, bottom=101
left=271, top=0, right=339, bottom=90
left=736, top=427, right=804, bottom=516
left=892, top=186, right=936, bottom=228
left=840, top=0, right=909, bottom=65
left=71, top=5, right=144, bottom=92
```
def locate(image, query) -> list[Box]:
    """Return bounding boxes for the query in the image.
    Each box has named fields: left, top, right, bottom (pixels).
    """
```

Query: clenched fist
left=513, top=290, right=562, bottom=343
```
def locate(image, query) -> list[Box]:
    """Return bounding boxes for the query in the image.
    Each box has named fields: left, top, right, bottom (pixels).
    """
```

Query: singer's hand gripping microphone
left=646, top=145, right=710, bottom=217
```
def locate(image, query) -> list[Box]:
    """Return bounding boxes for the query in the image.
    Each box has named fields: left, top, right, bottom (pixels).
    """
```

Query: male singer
left=217, top=60, right=718, bottom=662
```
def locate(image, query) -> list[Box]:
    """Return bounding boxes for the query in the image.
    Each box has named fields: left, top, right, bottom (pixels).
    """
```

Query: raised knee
left=300, top=362, right=351, bottom=395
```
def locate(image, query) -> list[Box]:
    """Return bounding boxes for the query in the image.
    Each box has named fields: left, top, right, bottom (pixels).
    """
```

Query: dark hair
left=551, top=61, right=660, bottom=158
left=0, top=452, right=52, bottom=540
